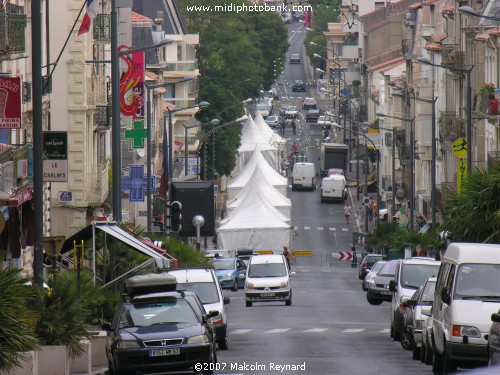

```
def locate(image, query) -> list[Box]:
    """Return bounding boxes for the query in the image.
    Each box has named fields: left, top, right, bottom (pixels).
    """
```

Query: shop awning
left=59, top=222, right=170, bottom=269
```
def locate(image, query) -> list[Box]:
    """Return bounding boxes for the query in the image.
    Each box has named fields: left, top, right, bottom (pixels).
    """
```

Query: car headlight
left=452, top=325, right=481, bottom=338
left=245, top=281, right=255, bottom=289
left=224, top=273, right=233, bottom=278
left=367, top=281, right=376, bottom=288
left=116, top=340, right=140, bottom=349
left=280, top=280, right=288, bottom=288
left=211, top=314, right=223, bottom=325
left=187, top=335, right=210, bottom=344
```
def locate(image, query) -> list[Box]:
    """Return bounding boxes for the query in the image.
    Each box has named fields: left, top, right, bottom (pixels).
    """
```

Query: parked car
left=400, top=277, right=436, bottom=359
left=292, top=80, right=306, bottom=92
left=256, top=103, right=270, bottom=118
left=489, top=310, right=500, bottom=365
left=389, top=257, right=440, bottom=342
left=432, top=243, right=500, bottom=373
left=305, top=109, right=320, bottom=122
left=265, top=115, right=283, bottom=129
left=103, top=274, right=218, bottom=375
left=362, top=260, right=388, bottom=291
left=420, top=305, right=434, bottom=365
left=302, top=97, right=317, bottom=110
left=366, top=260, right=398, bottom=305
left=245, top=254, right=292, bottom=307
left=358, top=254, right=385, bottom=280
left=211, top=257, right=247, bottom=291
left=166, top=267, right=230, bottom=350
left=290, top=53, right=301, bottom=64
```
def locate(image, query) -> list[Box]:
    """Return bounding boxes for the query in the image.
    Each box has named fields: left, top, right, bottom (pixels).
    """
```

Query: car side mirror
left=388, top=280, right=396, bottom=292
left=421, top=306, right=432, bottom=316
left=492, top=313, right=500, bottom=323
left=406, top=299, right=417, bottom=308
left=223, top=295, right=230, bottom=305
left=441, top=287, right=451, bottom=305
left=206, top=310, right=219, bottom=320
left=101, top=322, right=112, bottom=331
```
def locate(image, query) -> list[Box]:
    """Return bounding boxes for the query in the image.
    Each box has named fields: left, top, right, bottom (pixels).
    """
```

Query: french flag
left=78, top=0, right=99, bottom=36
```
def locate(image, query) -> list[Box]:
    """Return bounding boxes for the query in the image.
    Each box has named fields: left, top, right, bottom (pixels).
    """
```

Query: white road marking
left=231, top=329, right=252, bottom=334
left=342, top=328, right=365, bottom=333
left=266, top=328, right=292, bottom=334
left=329, top=227, right=336, bottom=231
left=302, top=328, right=328, bottom=333
left=304, top=226, right=311, bottom=230
left=342, top=228, right=349, bottom=232
left=317, top=227, right=324, bottom=230
left=380, top=328, right=391, bottom=333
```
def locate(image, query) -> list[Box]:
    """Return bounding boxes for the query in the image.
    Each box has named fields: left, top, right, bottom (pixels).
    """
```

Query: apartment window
left=375, top=2, right=385, bottom=10
left=177, top=45, right=182, bottom=61
left=420, top=114, right=432, bottom=146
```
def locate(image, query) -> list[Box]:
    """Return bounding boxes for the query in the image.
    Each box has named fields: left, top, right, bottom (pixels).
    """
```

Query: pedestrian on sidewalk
left=351, top=246, right=357, bottom=268
left=344, top=203, right=352, bottom=224
left=283, top=246, right=292, bottom=271
left=292, top=120, right=297, bottom=135
left=357, top=206, right=364, bottom=220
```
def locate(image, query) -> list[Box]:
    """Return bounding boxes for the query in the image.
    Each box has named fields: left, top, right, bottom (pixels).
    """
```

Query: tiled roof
left=425, top=42, right=442, bottom=51
left=163, top=102, right=176, bottom=112
left=423, top=0, right=439, bottom=5
left=145, top=71, right=159, bottom=80
left=131, top=12, right=153, bottom=24
left=368, top=57, right=405, bottom=72
left=474, top=28, right=500, bottom=41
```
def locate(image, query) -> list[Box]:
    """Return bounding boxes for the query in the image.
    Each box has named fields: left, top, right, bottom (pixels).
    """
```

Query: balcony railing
left=165, top=60, right=198, bottom=72
left=440, top=111, right=465, bottom=142
left=435, top=182, right=455, bottom=212
left=86, top=163, right=109, bottom=204
left=0, top=10, right=27, bottom=56
left=87, top=75, right=108, bottom=106
left=381, top=175, right=392, bottom=191
left=93, top=14, right=110, bottom=42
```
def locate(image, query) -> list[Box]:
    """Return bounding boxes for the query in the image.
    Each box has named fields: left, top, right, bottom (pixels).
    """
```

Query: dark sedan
left=366, top=260, right=398, bottom=305
left=292, top=80, right=306, bottom=92
left=103, top=291, right=218, bottom=375
left=359, top=254, right=385, bottom=280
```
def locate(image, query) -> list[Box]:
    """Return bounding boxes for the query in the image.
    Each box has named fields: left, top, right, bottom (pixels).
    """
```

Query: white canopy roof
left=253, top=110, right=286, bottom=146
left=228, top=148, right=288, bottom=199
left=217, top=183, right=291, bottom=251
left=227, top=166, right=291, bottom=218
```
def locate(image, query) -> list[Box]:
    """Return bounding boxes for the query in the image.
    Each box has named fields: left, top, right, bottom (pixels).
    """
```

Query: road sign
left=293, top=251, right=312, bottom=256
left=452, top=138, right=467, bottom=158
left=337, top=251, right=353, bottom=261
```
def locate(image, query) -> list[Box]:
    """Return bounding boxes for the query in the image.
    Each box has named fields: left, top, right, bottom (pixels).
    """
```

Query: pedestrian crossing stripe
left=317, top=227, right=324, bottom=230
left=329, top=228, right=336, bottom=231
left=342, top=228, right=349, bottom=231
left=265, top=328, right=292, bottom=333
left=304, top=226, right=311, bottom=230
left=230, top=328, right=388, bottom=334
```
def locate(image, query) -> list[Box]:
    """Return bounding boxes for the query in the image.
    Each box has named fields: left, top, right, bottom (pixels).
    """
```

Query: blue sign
left=121, top=165, right=155, bottom=202
left=340, top=88, right=353, bottom=98
left=59, top=191, right=72, bottom=202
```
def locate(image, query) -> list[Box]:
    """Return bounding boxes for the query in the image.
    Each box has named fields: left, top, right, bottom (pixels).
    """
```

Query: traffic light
left=170, top=201, right=182, bottom=232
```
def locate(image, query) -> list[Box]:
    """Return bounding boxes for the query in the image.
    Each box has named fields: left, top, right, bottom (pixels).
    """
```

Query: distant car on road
left=290, top=54, right=301, bottom=64
left=305, top=109, right=320, bottom=122
left=302, top=97, right=317, bottom=110
left=358, top=254, right=385, bottom=280
left=366, top=259, right=398, bottom=305
left=265, top=115, right=283, bottom=129
left=211, top=257, right=247, bottom=291
left=282, top=106, right=299, bottom=119
left=256, top=103, right=270, bottom=118
left=292, top=80, right=306, bottom=92
left=362, top=260, right=387, bottom=291
left=317, top=115, right=332, bottom=127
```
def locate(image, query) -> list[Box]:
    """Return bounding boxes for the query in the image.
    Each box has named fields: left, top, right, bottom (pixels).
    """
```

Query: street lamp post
left=184, top=119, right=220, bottom=176
left=418, top=57, right=474, bottom=173
left=376, top=113, right=416, bottom=231
left=393, top=91, right=438, bottom=230
left=458, top=6, right=500, bottom=21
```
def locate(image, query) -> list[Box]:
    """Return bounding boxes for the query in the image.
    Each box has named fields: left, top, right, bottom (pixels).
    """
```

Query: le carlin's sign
left=0, top=77, right=22, bottom=129
left=43, top=131, right=68, bottom=182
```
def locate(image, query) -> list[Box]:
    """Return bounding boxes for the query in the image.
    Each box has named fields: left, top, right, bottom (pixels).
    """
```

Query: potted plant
left=477, top=83, right=496, bottom=114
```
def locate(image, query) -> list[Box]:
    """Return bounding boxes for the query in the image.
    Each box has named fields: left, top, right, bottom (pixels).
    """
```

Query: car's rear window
left=401, top=264, right=440, bottom=289
left=177, top=282, right=220, bottom=305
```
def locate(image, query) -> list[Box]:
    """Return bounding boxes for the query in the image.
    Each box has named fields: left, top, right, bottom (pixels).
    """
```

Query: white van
left=431, top=243, right=500, bottom=373
left=320, top=175, right=347, bottom=202
left=167, top=267, right=230, bottom=350
left=292, top=162, right=317, bottom=191
left=244, top=254, right=292, bottom=307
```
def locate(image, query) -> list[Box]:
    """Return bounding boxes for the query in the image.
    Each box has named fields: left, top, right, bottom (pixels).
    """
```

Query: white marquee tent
left=253, top=110, right=287, bottom=148
left=217, top=185, right=291, bottom=251
left=226, top=166, right=292, bottom=218
left=227, top=148, right=288, bottom=200
left=235, top=115, right=279, bottom=173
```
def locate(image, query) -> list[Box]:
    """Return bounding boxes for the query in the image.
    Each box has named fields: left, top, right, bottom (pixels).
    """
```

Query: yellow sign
left=255, top=250, right=273, bottom=255
left=293, top=251, right=313, bottom=257
left=452, top=138, right=467, bottom=158
left=458, top=161, right=467, bottom=192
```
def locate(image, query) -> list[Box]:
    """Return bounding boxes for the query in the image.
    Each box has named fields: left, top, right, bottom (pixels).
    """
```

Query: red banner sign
left=119, top=46, right=144, bottom=118
left=0, top=77, right=22, bottom=129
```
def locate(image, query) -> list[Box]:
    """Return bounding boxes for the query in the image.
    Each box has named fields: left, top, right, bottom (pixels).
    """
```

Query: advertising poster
left=0, top=77, right=22, bottom=129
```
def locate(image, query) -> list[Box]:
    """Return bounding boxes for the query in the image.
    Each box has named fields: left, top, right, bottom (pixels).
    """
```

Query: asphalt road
left=216, top=265, right=433, bottom=375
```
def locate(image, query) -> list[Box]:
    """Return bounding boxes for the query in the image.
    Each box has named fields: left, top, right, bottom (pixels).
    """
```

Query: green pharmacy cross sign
left=124, top=119, right=147, bottom=149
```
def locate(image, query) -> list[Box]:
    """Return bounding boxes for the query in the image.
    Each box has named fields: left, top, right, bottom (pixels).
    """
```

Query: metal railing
left=86, top=163, right=110, bottom=204
left=0, top=11, right=27, bottom=55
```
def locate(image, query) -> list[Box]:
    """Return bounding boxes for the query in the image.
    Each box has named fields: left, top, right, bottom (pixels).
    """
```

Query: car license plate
left=381, top=291, right=392, bottom=295
left=149, top=348, right=180, bottom=357
left=261, top=292, right=275, bottom=297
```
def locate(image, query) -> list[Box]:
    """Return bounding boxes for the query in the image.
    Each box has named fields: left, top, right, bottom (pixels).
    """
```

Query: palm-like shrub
left=0, top=267, right=39, bottom=371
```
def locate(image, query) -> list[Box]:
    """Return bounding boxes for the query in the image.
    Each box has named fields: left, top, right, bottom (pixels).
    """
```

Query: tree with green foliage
left=0, top=268, right=39, bottom=371
left=441, top=165, right=500, bottom=243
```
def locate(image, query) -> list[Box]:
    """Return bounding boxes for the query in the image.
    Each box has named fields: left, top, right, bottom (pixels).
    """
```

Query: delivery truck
left=319, top=143, right=349, bottom=176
